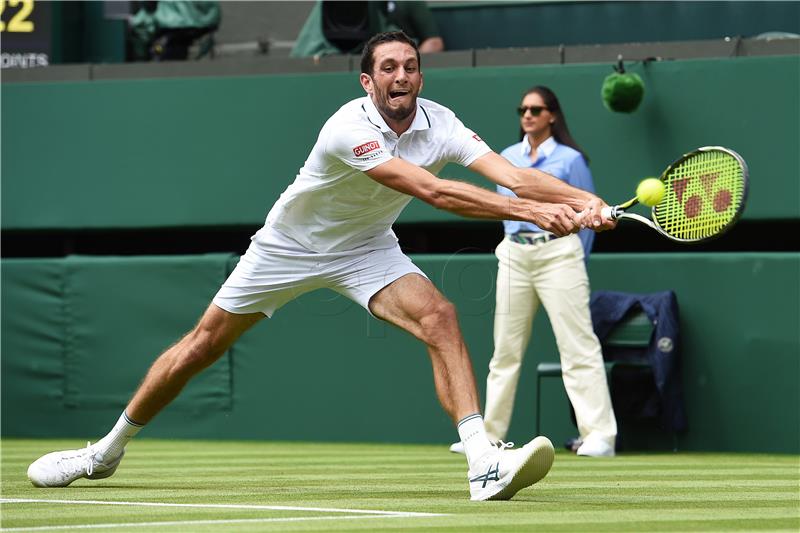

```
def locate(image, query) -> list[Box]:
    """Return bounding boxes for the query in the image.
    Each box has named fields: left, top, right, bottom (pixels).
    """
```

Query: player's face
left=519, top=92, right=553, bottom=139
left=361, top=42, right=423, bottom=123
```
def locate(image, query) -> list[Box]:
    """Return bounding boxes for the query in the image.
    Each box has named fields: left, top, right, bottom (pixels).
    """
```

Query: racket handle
left=602, top=206, right=617, bottom=219
left=578, top=206, right=617, bottom=223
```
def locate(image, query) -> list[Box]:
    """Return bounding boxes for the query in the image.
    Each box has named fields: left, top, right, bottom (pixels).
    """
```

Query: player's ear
left=419, top=72, right=424, bottom=94
left=360, top=73, right=373, bottom=95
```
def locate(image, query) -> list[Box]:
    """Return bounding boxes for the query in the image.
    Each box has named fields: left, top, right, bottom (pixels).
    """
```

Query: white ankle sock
left=457, top=414, right=494, bottom=467
left=94, top=411, right=143, bottom=459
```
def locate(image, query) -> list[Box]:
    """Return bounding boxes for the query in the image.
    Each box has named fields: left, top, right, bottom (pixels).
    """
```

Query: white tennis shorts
left=213, top=225, right=426, bottom=317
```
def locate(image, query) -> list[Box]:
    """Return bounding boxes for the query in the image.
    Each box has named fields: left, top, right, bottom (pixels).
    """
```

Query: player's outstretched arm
left=365, top=157, right=579, bottom=236
left=468, top=152, right=614, bottom=230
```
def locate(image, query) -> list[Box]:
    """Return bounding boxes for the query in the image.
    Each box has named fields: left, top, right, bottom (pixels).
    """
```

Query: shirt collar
left=363, top=96, right=430, bottom=135
left=520, top=135, right=557, bottom=161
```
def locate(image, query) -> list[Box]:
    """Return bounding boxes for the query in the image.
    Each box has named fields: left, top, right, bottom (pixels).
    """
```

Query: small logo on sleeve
left=353, top=140, right=381, bottom=157
left=472, top=134, right=483, bottom=142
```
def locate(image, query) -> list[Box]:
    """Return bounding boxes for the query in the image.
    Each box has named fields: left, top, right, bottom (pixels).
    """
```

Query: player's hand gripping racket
left=604, top=146, right=749, bottom=242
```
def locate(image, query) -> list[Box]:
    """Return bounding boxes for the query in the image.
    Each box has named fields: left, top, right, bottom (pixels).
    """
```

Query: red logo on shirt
left=353, top=141, right=381, bottom=157
left=472, top=134, right=483, bottom=142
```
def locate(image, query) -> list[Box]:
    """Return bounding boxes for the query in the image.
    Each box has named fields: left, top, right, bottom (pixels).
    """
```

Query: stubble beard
left=377, top=90, right=416, bottom=122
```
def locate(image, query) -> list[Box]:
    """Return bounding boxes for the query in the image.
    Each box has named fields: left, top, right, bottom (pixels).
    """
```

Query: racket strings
left=655, top=151, right=745, bottom=240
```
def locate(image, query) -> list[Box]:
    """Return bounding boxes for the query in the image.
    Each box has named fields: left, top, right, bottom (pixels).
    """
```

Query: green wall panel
left=211, top=254, right=496, bottom=443
left=60, top=255, right=233, bottom=412
left=414, top=55, right=800, bottom=224
left=1, top=72, right=360, bottom=230
left=2, top=253, right=798, bottom=453
left=512, top=253, right=800, bottom=454
left=1, top=254, right=234, bottom=438
left=431, top=1, right=800, bottom=49
left=592, top=253, right=800, bottom=454
left=3, top=56, right=798, bottom=230
left=1, top=260, right=67, bottom=412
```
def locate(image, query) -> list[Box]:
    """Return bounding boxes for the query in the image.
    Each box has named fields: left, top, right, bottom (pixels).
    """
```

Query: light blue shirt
left=498, top=136, right=595, bottom=256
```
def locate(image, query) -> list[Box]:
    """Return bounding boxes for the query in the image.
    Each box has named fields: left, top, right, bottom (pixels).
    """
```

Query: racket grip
left=601, top=206, right=616, bottom=219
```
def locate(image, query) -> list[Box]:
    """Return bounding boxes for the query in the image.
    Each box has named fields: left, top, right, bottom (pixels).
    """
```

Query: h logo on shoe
left=470, top=462, right=500, bottom=488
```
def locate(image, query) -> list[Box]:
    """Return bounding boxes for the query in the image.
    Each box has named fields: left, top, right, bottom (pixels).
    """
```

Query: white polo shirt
left=265, top=96, right=492, bottom=253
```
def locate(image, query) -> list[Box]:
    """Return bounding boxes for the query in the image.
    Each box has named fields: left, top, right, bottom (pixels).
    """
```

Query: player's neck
left=383, top=111, right=416, bottom=136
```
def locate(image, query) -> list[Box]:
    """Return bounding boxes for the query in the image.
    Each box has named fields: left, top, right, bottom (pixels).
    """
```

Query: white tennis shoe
left=468, top=436, right=554, bottom=501
left=576, top=437, right=615, bottom=457
left=27, top=442, right=124, bottom=487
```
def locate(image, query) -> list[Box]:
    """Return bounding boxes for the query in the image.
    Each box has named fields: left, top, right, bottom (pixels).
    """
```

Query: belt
left=507, top=232, right=559, bottom=245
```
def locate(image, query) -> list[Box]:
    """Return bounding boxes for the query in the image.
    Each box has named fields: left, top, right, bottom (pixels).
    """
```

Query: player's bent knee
left=177, top=330, right=225, bottom=373
left=419, top=299, right=459, bottom=343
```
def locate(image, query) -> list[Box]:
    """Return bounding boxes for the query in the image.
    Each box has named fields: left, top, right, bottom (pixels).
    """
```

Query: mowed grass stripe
left=2, top=439, right=798, bottom=532
left=0, top=515, right=443, bottom=532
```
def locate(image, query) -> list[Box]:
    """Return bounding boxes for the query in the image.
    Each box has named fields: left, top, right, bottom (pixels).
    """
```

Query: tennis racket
left=603, top=146, right=749, bottom=242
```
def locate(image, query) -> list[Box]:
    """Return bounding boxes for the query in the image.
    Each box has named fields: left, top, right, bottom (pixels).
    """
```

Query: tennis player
left=28, top=31, right=614, bottom=501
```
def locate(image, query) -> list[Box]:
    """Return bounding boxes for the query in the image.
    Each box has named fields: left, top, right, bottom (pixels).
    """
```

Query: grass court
left=1, top=439, right=798, bottom=532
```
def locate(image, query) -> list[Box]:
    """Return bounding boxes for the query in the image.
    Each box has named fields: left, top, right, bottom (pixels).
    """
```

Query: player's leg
left=25, top=228, right=313, bottom=488
left=27, top=304, right=264, bottom=487
left=369, top=272, right=481, bottom=421
left=330, top=250, right=494, bottom=460
left=127, top=224, right=318, bottom=425
left=126, top=304, right=263, bottom=424
left=367, top=272, right=554, bottom=501
left=483, top=238, right=540, bottom=443
left=534, top=236, right=616, bottom=457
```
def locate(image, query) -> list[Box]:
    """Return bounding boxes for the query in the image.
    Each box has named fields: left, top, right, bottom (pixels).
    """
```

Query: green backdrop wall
left=3, top=55, right=799, bottom=230
left=431, top=1, right=800, bottom=49
left=2, top=46, right=798, bottom=455
left=2, top=253, right=798, bottom=453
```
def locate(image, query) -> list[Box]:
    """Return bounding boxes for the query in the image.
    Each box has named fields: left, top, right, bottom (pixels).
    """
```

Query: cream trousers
left=484, top=234, right=617, bottom=447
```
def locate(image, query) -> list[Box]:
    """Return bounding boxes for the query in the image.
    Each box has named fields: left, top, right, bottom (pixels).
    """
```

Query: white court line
left=0, top=514, right=419, bottom=531
left=0, top=498, right=444, bottom=516
left=0, top=498, right=448, bottom=531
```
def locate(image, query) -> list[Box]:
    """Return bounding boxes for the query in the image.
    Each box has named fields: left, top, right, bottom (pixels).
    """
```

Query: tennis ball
left=636, top=178, right=665, bottom=206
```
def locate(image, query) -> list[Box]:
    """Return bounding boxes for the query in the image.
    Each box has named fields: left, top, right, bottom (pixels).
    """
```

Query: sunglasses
left=517, top=105, right=548, bottom=117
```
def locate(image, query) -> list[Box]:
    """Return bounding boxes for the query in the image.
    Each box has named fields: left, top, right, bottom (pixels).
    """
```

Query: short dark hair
left=360, top=31, right=421, bottom=75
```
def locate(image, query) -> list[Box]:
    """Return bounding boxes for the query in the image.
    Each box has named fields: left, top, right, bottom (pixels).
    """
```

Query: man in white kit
left=28, top=31, right=614, bottom=501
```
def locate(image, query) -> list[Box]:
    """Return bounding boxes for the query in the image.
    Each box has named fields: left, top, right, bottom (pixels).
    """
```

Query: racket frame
left=608, top=146, right=749, bottom=243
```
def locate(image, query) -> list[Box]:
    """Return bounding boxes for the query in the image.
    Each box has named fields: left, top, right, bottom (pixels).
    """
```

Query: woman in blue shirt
left=457, top=86, right=617, bottom=457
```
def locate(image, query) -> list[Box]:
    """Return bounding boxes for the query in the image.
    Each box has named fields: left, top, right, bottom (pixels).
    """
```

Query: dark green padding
left=1, top=254, right=232, bottom=438
left=2, top=252, right=798, bottom=453
left=1, top=260, right=66, bottom=413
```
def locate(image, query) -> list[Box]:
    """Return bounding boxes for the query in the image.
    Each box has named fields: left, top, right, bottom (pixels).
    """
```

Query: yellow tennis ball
left=636, top=178, right=665, bottom=206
